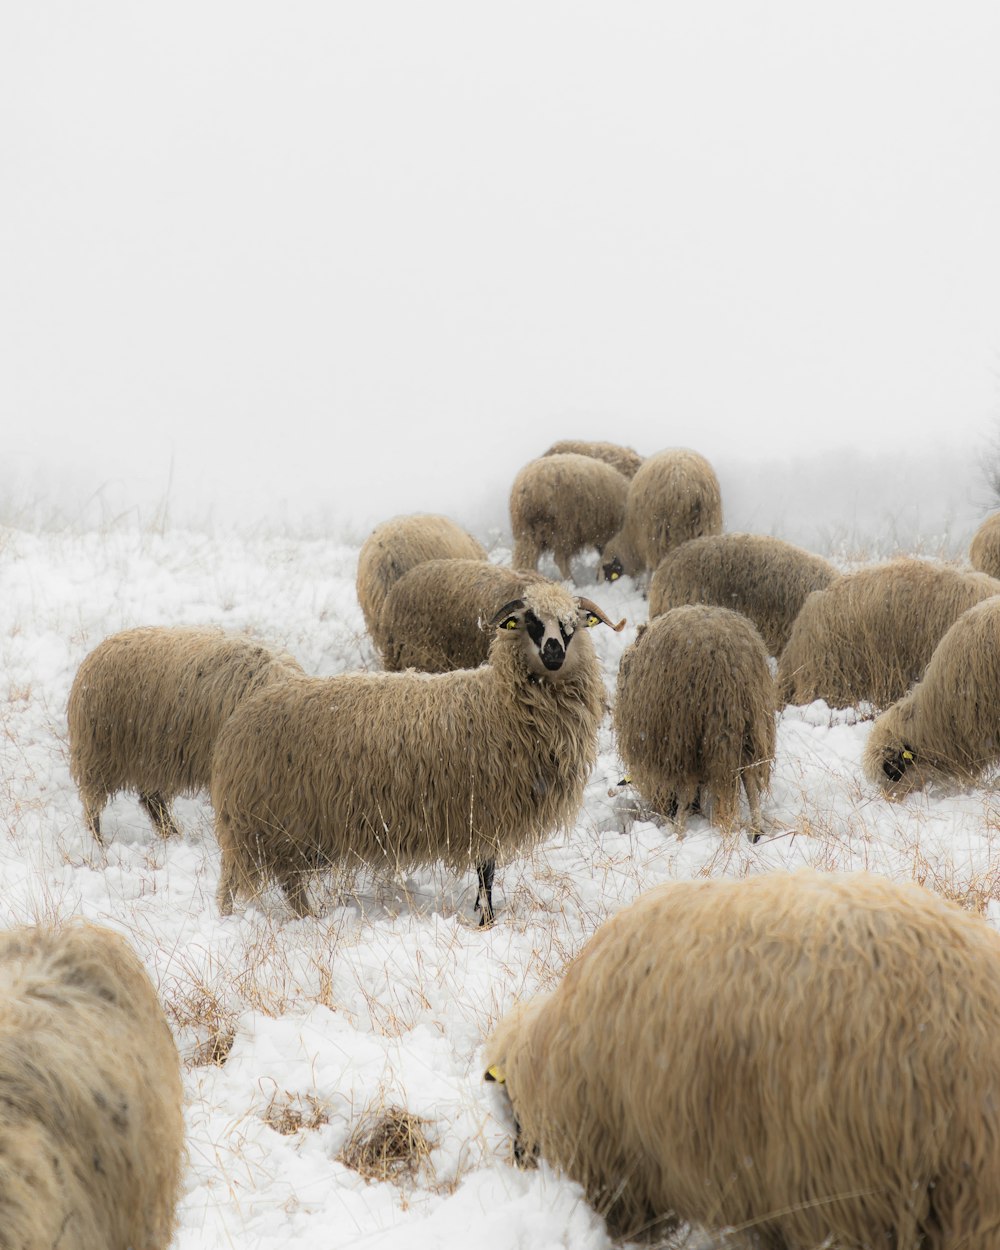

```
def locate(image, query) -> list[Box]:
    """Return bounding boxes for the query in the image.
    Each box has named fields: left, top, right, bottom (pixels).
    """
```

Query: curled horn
left=577, top=597, right=626, bottom=632
left=489, top=599, right=526, bottom=628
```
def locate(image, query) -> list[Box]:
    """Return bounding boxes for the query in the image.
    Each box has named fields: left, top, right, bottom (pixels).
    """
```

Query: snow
left=2, top=458, right=999, bottom=1248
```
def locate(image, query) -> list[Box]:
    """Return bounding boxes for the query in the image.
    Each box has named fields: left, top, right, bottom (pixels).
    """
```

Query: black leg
left=475, top=859, right=496, bottom=927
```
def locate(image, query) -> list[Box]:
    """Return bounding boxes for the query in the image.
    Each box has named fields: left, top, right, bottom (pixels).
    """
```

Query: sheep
left=601, top=447, right=723, bottom=582
left=648, top=531, right=836, bottom=656
left=864, top=594, right=1000, bottom=796
left=67, top=625, right=303, bottom=842
left=356, top=513, right=487, bottom=652
left=0, top=921, right=184, bottom=1250
left=969, top=511, right=1000, bottom=579
left=542, top=438, right=643, bottom=479
left=613, top=605, right=775, bottom=837
left=484, top=868, right=1000, bottom=1247
left=376, top=558, right=551, bottom=672
left=509, top=453, right=630, bottom=581
left=777, top=557, right=1000, bottom=710
left=211, top=582, right=625, bottom=924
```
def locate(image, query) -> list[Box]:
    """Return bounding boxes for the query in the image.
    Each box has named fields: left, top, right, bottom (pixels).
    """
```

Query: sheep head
left=489, top=586, right=624, bottom=679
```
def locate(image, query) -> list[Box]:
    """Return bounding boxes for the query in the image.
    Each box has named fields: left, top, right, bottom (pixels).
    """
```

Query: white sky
left=4, top=2, right=1000, bottom=529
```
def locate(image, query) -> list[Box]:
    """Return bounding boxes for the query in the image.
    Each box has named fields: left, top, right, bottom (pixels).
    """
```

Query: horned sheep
left=212, top=582, right=625, bottom=924
left=0, top=922, right=184, bottom=1250
left=969, top=511, right=1000, bottom=579
left=613, top=605, right=775, bottom=837
left=376, top=558, right=550, bottom=672
left=485, top=869, right=1000, bottom=1246
left=509, top=452, right=630, bottom=580
left=648, top=531, right=835, bottom=656
left=355, top=513, right=487, bottom=653
left=67, top=625, right=303, bottom=841
left=777, top=558, right=1000, bottom=710
left=602, top=447, right=723, bottom=582
left=542, top=438, right=643, bottom=479
left=864, top=593, right=1000, bottom=796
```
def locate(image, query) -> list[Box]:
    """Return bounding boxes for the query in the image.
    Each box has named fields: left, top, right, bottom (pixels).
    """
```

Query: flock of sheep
left=7, top=439, right=1000, bottom=1246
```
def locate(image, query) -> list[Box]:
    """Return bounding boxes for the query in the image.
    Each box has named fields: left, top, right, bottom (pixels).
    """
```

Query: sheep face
left=490, top=588, right=623, bottom=680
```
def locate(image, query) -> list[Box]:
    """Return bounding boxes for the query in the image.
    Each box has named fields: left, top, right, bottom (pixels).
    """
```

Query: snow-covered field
left=2, top=453, right=999, bottom=1249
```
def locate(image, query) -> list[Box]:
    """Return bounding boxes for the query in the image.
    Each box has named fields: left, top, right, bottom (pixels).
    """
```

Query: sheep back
left=776, top=558, right=1000, bottom=709
left=863, top=593, right=1000, bottom=795
left=377, top=559, right=550, bottom=672
left=212, top=602, right=607, bottom=910
left=509, top=453, right=629, bottom=579
left=542, top=439, right=643, bottom=479
left=67, top=625, right=303, bottom=838
left=969, top=512, right=1000, bottom=579
left=0, top=922, right=184, bottom=1250
left=356, top=513, right=487, bottom=648
left=485, top=869, right=1000, bottom=1245
left=602, top=447, right=723, bottom=580
left=614, top=605, right=775, bottom=831
left=648, top=531, right=835, bottom=655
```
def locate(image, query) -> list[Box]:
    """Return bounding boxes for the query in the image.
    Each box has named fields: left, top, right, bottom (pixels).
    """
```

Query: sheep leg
left=277, top=868, right=314, bottom=919
left=80, top=791, right=106, bottom=844
left=140, top=792, right=180, bottom=839
left=742, top=770, right=766, bottom=844
left=475, top=859, right=496, bottom=928
left=554, top=551, right=574, bottom=582
left=216, top=851, right=240, bottom=916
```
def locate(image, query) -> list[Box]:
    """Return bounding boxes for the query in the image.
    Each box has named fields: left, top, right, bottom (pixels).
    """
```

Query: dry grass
left=262, top=1090, right=331, bottom=1136
left=339, top=1103, right=435, bottom=1185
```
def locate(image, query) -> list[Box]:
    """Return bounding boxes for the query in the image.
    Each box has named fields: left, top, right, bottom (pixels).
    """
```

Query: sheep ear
left=882, top=745, right=916, bottom=783
left=490, top=599, right=525, bottom=630
left=576, top=598, right=626, bottom=632
left=485, top=1064, right=506, bottom=1084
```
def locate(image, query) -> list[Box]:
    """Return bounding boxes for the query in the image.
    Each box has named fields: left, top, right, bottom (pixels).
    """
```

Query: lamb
left=969, top=511, right=1000, bottom=579
left=211, top=582, right=625, bottom=924
left=864, top=594, right=1000, bottom=796
left=484, top=869, right=1000, bottom=1247
left=601, top=447, right=723, bottom=582
left=613, top=605, right=775, bottom=837
left=509, top=453, right=630, bottom=580
left=648, top=531, right=836, bottom=656
left=356, top=513, right=487, bottom=652
left=67, top=625, right=303, bottom=841
left=0, top=921, right=184, bottom=1250
left=542, top=438, right=643, bottom=479
left=777, top=557, right=1000, bottom=710
left=376, top=558, right=551, bottom=672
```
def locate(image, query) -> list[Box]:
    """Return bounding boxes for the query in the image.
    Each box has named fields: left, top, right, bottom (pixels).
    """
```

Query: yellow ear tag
left=609, top=571, right=620, bottom=581
left=586, top=613, right=601, bottom=628
left=502, top=618, right=518, bottom=630
left=486, top=1065, right=506, bottom=1084
left=902, top=750, right=914, bottom=761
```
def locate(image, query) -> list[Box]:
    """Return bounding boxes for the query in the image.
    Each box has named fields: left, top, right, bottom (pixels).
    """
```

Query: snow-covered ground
left=2, top=452, right=999, bottom=1248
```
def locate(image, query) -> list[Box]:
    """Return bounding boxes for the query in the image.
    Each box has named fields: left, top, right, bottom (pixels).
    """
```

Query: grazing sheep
left=648, top=531, right=836, bottom=656
left=613, top=605, right=775, bottom=837
left=212, top=582, right=625, bottom=924
left=777, top=558, right=1000, bottom=710
left=864, top=594, right=1000, bottom=796
left=509, top=453, right=630, bottom=581
left=969, top=511, right=1000, bottom=579
left=67, top=626, right=303, bottom=841
left=0, top=922, right=184, bottom=1250
left=602, top=447, right=723, bottom=582
left=542, top=439, right=643, bottom=479
left=356, top=513, right=487, bottom=651
left=484, top=869, right=1000, bottom=1246
left=377, top=558, right=551, bottom=672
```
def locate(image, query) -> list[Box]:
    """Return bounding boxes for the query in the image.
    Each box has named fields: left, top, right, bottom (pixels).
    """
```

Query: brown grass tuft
left=339, top=1104, right=434, bottom=1185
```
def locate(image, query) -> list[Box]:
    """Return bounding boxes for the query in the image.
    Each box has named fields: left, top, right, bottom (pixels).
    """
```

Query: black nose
left=541, top=639, right=565, bottom=670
